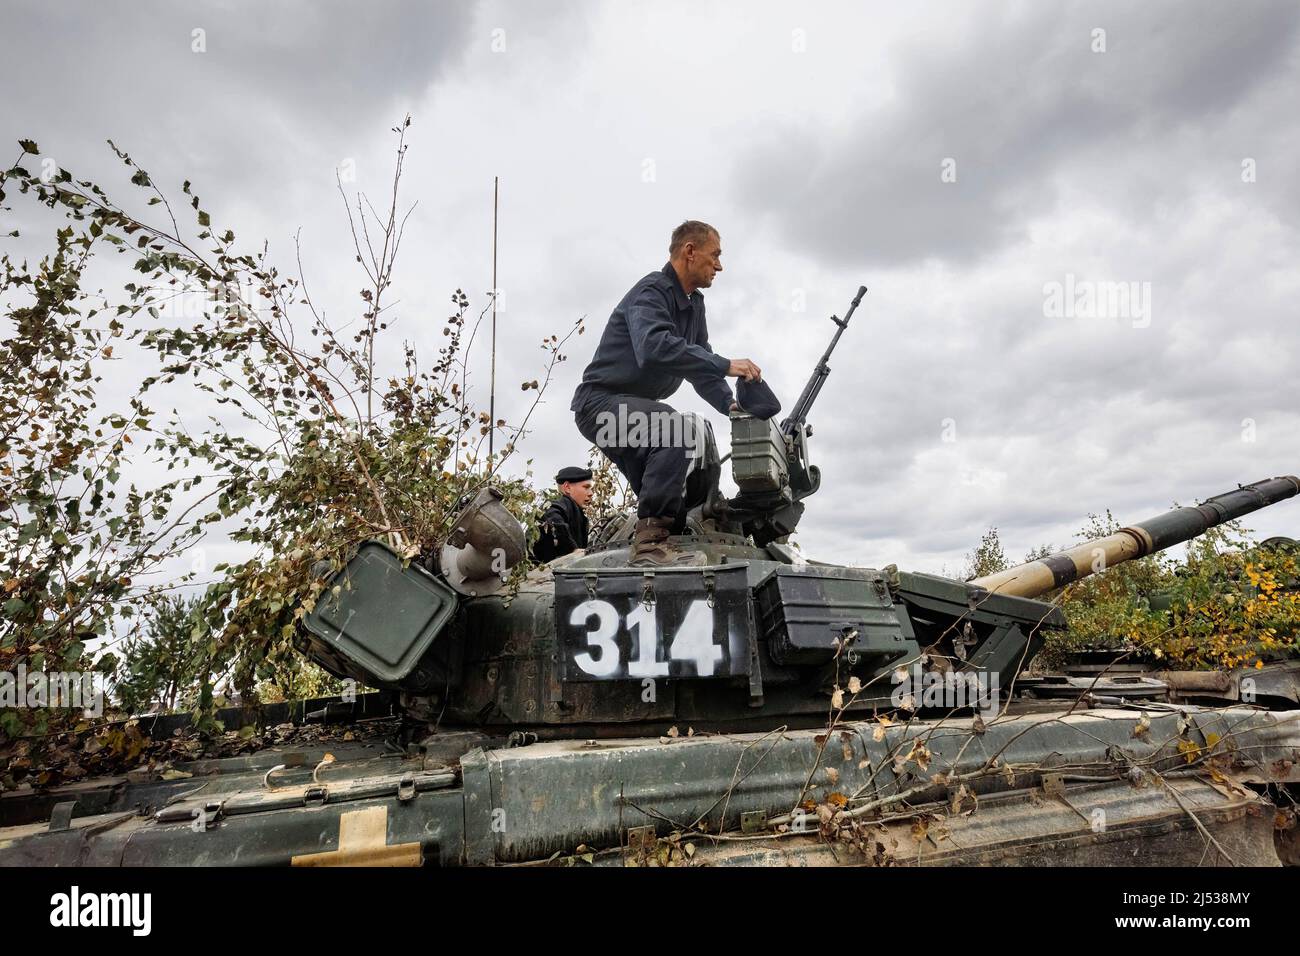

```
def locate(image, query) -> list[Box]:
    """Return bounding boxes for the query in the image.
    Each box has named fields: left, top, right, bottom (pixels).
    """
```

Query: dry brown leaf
left=950, top=784, right=970, bottom=814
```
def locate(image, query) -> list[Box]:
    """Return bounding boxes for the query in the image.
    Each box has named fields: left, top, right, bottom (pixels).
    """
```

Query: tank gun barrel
left=969, top=476, right=1300, bottom=599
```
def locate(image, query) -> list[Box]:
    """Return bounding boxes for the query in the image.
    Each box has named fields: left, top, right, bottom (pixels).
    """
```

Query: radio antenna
left=488, top=176, right=499, bottom=473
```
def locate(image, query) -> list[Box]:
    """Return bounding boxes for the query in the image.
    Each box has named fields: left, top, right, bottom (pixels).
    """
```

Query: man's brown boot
left=630, top=516, right=699, bottom=567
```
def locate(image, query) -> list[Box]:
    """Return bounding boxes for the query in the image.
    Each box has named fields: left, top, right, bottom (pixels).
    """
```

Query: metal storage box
left=302, top=541, right=459, bottom=686
left=730, top=415, right=788, bottom=494
left=755, top=565, right=915, bottom=666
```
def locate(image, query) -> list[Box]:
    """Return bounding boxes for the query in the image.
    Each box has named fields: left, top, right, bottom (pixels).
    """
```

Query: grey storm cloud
left=9, top=0, right=477, bottom=114
left=3, top=0, right=1298, bottom=578
left=2, top=1, right=478, bottom=185
left=735, top=0, right=1300, bottom=269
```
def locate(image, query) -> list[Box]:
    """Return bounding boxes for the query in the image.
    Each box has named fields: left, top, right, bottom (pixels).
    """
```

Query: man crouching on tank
left=570, top=220, right=762, bottom=566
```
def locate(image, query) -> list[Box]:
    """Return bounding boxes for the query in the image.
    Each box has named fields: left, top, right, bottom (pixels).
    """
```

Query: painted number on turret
left=569, top=599, right=724, bottom=677
left=553, top=567, right=753, bottom=682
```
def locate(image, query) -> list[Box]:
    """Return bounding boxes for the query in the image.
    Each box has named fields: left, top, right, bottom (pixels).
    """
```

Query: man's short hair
left=669, top=220, right=718, bottom=257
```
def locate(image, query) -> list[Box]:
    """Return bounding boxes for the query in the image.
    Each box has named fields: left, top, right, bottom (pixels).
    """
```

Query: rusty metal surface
left=1151, top=662, right=1300, bottom=709
left=1159, top=671, right=1236, bottom=694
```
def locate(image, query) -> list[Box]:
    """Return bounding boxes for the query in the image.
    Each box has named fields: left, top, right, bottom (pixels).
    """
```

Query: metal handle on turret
left=969, top=476, right=1300, bottom=599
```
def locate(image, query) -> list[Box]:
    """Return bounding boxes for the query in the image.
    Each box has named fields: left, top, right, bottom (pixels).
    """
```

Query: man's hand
left=727, top=358, right=762, bottom=382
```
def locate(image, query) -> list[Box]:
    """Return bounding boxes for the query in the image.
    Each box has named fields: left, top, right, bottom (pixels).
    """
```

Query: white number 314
left=569, top=599, right=723, bottom=678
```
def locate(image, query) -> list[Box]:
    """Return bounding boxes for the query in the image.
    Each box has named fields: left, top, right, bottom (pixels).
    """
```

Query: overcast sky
left=4, top=0, right=1299, bottom=577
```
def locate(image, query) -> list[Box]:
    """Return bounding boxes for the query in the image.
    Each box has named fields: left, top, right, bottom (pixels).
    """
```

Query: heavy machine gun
left=715, top=286, right=867, bottom=545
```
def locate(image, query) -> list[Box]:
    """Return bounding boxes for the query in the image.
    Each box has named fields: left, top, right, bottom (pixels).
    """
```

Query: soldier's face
left=687, top=234, right=723, bottom=289
left=563, top=480, right=594, bottom=508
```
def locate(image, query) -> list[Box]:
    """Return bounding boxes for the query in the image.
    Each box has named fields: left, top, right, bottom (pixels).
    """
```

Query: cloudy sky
left=4, top=0, right=1299, bottom=577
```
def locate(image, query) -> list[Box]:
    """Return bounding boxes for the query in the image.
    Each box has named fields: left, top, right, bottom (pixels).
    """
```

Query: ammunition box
left=730, top=414, right=788, bottom=494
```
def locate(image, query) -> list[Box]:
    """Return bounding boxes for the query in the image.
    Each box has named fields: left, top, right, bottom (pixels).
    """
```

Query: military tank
left=3, top=293, right=1300, bottom=867
left=292, top=285, right=1300, bottom=737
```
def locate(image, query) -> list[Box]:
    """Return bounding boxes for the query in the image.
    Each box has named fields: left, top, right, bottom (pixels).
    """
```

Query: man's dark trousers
left=575, top=389, right=689, bottom=523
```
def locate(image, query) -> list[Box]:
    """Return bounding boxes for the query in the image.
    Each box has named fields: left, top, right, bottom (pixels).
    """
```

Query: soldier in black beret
left=531, top=466, right=593, bottom=563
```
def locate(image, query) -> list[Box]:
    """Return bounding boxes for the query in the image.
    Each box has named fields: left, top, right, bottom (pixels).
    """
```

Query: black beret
left=736, top=378, right=782, bottom=420
left=556, top=466, right=593, bottom=484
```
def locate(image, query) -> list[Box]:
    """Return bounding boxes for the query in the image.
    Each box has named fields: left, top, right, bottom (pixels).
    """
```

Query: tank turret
left=295, top=279, right=1300, bottom=730
left=295, top=472, right=1300, bottom=730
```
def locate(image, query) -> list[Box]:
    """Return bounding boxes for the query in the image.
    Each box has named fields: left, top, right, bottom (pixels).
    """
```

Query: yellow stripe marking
left=291, top=805, right=422, bottom=867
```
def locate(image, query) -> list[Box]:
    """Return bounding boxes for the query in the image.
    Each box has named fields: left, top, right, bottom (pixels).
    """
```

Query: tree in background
left=2, top=120, right=577, bottom=784
left=581, top=449, right=636, bottom=545
left=1022, top=513, right=1300, bottom=671
left=962, top=527, right=1008, bottom=581
left=110, top=594, right=209, bottom=714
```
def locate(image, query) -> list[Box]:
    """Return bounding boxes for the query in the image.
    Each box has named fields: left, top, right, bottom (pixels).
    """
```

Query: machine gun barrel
left=780, top=285, right=867, bottom=438
left=969, top=476, right=1300, bottom=599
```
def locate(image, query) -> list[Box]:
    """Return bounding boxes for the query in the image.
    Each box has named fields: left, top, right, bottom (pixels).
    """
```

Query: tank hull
left=2, top=704, right=1295, bottom=867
